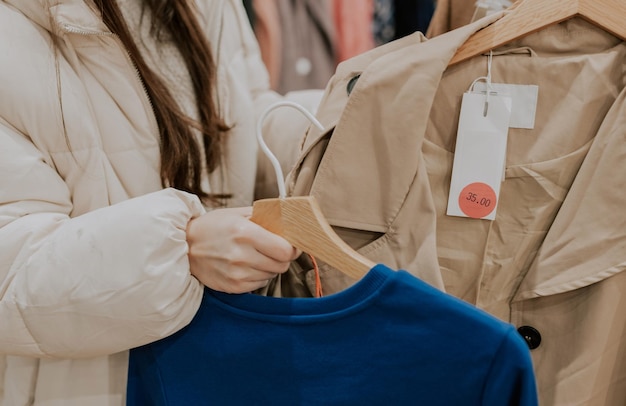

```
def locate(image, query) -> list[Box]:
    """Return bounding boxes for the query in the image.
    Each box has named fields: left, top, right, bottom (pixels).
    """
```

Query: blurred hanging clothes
left=426, top=0, right=477, bottom=37
left=393, top=0, right=435, bottom=40
left=372, top=0, right=395, bottom=46
left=372, top=0, right=436, bottom=45
left=253, top=0, right=337, bottom=94
left=251, top=1, right=282, bottom=90
left=332, top=0, right=376, bottom=62
left=469, top=0, right=512, bottom=23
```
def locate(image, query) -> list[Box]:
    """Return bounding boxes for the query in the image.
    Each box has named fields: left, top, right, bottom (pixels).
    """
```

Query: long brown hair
left=96, top=0, right=229, bottom=203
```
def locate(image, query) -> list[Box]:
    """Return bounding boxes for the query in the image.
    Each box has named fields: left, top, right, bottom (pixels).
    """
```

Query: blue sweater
left=127, top=264, right=537, bottom=405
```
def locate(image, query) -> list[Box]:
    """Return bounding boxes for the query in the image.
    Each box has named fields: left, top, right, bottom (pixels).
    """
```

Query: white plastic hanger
left=250, top=101, right=375, bottom=280
left=450, top=0, right=626, bottom=66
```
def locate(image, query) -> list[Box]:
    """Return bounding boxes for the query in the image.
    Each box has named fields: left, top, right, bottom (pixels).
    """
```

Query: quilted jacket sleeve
left=0, top=120, right=205, bottom=359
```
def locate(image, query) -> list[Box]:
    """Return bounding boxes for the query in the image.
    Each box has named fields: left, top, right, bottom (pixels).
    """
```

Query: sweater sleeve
left=482, top=327, right=539, bottom=406
left=0, top=121, right=205, bottom=359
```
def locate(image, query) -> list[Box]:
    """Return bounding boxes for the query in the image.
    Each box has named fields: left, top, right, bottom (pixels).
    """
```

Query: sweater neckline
left=205, top=264, right=392, bottom=323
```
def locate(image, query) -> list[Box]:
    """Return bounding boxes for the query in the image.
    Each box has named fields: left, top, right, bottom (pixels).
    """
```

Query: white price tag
left=446, top=92, right=512, bottom=220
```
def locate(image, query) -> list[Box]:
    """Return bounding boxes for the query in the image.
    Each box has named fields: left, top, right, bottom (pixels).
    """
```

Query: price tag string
left=468, top=50, right=494, bottom=117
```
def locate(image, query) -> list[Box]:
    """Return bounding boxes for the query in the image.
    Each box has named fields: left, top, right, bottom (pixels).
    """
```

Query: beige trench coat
left=283, top=14, right=626, bottom=406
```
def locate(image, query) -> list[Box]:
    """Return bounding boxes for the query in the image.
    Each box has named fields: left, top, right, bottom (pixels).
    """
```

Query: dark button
left=346, top=74, right=361, bottom=95
left=517, top=326, right=541, bottom=350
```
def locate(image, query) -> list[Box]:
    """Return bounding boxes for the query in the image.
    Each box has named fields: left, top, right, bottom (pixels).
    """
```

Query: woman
left=0, top=0, right=320, bottom=404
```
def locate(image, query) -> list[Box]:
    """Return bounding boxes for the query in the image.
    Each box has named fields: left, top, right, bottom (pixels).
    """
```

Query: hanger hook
left=256, top=101, right=325, bottom=198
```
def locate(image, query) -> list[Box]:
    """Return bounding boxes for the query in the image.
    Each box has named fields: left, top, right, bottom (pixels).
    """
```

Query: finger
left=235, top=246, right=293, bottom=275
left=231, top=206, right=253, bottom=217
left=245, top=224, right=300, bottom=263
left=289, top=246, right=302, bottom=260
left=225, top=209, right=297, bottom=262
left=223, top=267, right=278, bottom=293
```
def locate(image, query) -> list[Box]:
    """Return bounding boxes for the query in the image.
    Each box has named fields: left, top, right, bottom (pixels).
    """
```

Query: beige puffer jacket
left=0, top=0, right=320, bottom=404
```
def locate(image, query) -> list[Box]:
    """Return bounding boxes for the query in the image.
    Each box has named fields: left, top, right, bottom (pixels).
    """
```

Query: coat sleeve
left=0, top=120, right=205, bottom=359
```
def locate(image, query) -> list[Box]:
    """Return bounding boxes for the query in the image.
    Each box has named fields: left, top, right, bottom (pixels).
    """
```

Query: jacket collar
left=6, top=0, right=110, bottom=35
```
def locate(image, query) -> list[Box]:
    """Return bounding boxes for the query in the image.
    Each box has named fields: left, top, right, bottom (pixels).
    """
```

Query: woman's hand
left=186, top=207, right=300, bottom=293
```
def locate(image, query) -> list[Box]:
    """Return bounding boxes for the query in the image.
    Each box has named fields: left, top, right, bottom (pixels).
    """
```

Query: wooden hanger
left=251, top=101, right=375, bottom=280
left=250, top=196, right=375, bottom=280
left=449, top=0, right=626, bottom=66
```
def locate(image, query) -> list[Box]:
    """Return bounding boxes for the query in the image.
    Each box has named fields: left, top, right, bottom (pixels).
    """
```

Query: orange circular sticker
left=458, top=182, right=497, bottom=219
